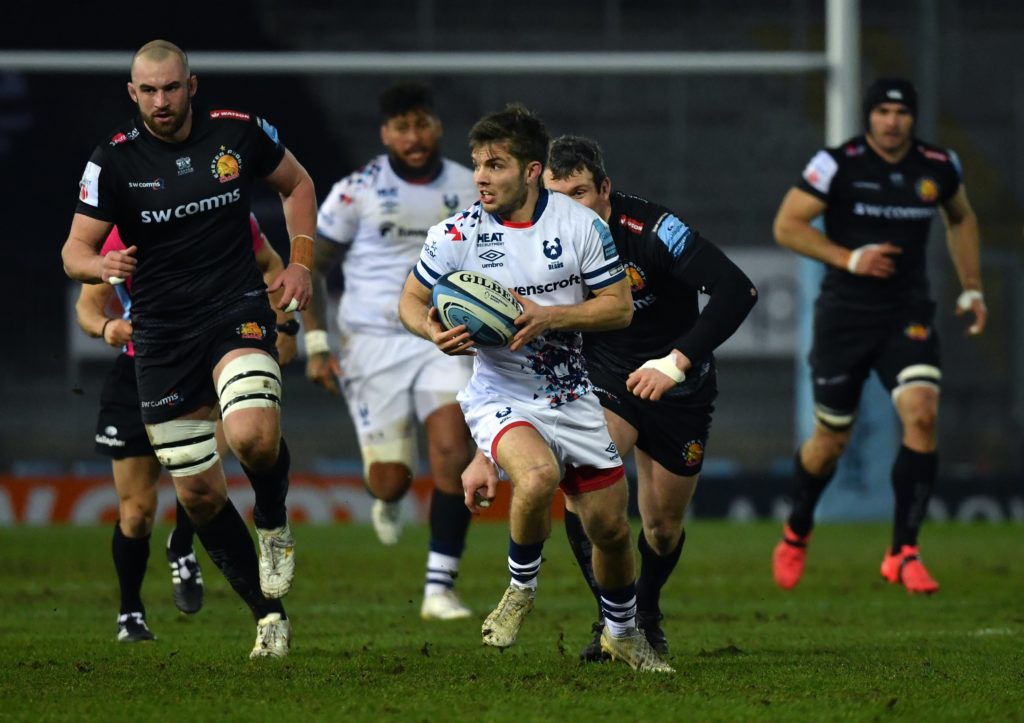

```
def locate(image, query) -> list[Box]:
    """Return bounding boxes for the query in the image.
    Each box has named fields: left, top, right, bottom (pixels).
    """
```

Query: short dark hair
left=546, top=135, right=608, bottom=190
left=378, top=81, right=435, bottom=122
left=468, top=103, right=550, bottom=171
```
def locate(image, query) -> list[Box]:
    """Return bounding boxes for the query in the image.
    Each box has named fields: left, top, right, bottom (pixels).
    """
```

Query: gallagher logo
left=211, top=146, right=242, bottom=183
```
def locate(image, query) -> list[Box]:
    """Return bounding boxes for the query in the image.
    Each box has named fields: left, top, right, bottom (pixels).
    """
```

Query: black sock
left=891, top=445, right=937, bottom=551
left=242, top=437, right=290, bottom=530
left=636, top=528, right=685, bottom=614
left=564, top=510, right=602, bottom=619
left=194, top=500, right=284, bottom=621
left=112, top=523, right=149, bottom=615
left=428, top=489, right=472, bottom=557
left=168, top=500, right=196, bottom=557
left=787, top=450, right=835, bottom=537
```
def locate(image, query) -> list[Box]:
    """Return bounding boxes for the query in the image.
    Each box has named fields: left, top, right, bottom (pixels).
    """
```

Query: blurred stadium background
left=1, top=0, right=1021, bottom=524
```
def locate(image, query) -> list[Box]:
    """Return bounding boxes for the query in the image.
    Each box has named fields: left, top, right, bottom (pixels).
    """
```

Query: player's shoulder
left=430, top=200, right=484, bottom=242
left=610, top=191, right=673, bottom=232
left=207, top=107, right=281, bottom=143
left=911, top=138, right=962, bottom=175
left=98, top=118, right=144, bottom=156
left=544, top=189, right=602, bottom=225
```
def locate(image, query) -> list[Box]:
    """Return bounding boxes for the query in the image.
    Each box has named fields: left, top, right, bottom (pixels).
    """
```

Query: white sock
left=424, top=551, right=460, bottom=597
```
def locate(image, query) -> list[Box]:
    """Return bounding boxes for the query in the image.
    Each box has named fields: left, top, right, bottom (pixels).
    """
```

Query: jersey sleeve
left=796, top=148, right=839, bottom=201
left=74, top=146, right=119, bottom=222
left=249, top=213, right=265, bottom=253
left=941, top=148, right=964, bottom=202
left=250, top=114, right=287, bottom=177
left=579, top=216, right=625, bottom=290
left=412, top=221, right=455, bottom=290
left=316, top=175, right=361, bottom=245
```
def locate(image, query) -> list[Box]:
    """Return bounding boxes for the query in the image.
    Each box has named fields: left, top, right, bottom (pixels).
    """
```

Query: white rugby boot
left=249, top=612, right=291, bottom=659
left=256, top=523, right=295, bottom=598
left=420, top=589, right=472, bottom=621
left=371, top=499, right=403, bottom=546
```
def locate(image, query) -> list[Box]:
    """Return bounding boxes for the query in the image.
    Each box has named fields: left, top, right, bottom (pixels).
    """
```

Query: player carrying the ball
left=399, top=104, right=673, bottom=673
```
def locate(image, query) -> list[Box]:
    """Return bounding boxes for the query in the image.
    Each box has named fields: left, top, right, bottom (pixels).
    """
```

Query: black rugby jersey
left=797, top=135, right=961, bottom=313
left=582, top=192, right=756, bottom=393
left=74, top=106, right=286, bottom=338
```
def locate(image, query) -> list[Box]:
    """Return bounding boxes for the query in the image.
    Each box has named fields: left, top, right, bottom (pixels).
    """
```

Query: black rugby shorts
left=94, top=353, right=152, bottom=459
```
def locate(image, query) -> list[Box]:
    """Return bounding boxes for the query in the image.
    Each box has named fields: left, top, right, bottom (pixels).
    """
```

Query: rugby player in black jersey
left=62, top=40, right=318, bottom=657
left=542, top=135, right=758, bottom=659
left=770, top=78, right=986, bottom=595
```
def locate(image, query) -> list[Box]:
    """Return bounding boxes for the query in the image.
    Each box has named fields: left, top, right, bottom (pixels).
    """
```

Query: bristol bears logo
left=444, top=194, right=460, bottom=211
left=542, top=238, right=562, bottom=260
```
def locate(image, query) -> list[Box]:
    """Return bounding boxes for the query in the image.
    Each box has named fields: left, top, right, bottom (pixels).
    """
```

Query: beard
left=141, top=104, right=189, bottom=141
left=490, top=177, right=530, bottom=220
left=388, top=146, right=442, bottom=182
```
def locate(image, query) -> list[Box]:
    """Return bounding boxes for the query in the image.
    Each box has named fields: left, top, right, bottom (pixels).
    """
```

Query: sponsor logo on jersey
left=918, top=146, right=948, bottom=163
left=890, top=172, right=905, bottom=187
left=542, top=237, right=564, bottom=269
left=844, top=143, right=866, bottom=157
left=681, top=439, right=705, bottom=468
left=594, top=219, right=616, bottom=260
left=804, top=150, right=839, bottom=193
left=852, top=181, right=882, bottom=190
left=358, top=404, right=370, bottom=426
left=605, top=442, right=619, bottom=460
left=625, top=263, right=647, bottom=293
left=425, top=238, right=438, bottom=259
left=478, top=248, right=505, bottom=268
left=211, top=147, right=242, bottom=183
left=140, top=391, right=183, bottom=410
left=380, top=223, right=430, bottom=241
left=95, top=434, right=126, bottom=448
left=513, top=273, right=582, bottom=297
left=443, top=194, right=460, bottom=211
left=495, top=407, right=512, bottom=418
left=904, top=323, right=930, bottom=341
left=78, top=161, right=101, bottom=207
left=128, top=179, right=165, bottom=190
left=237, top=321, right=266, bottom=340
left=445, top=223, right=464, bottom=241
left=377, top=187, right=398, bottom=198
left=109, top=128, right=139, bottom=146
left=915, top=177, right=939, bottom=202
left=176, top=156, right=193, bottom=176
left=654, top=213, right=691, bottom=259
left=210, top=109, right=251, bottom=121
left=852, top=202, right=935, bottom=220
left=140, top=187, right=242, bottom=223
left=338, top=193, right=354, bottom=205
left=619, top=214, right=645, bottom=234
left=478, top=232, right=504, bottom=246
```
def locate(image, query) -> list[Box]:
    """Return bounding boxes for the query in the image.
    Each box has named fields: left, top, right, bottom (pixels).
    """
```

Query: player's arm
left=264, top=149, right=317, bottom=312
left=74, top=282, right=132, bottom=347
left=508, top=277, right=632, bottom=353
left=61, top=214, right=131, bottom=284
left=773, top=187, right=900, bottom=277
left=254, top=236, right=298, bottom=365
left=627, top=240, right=758, bottom=401
left=302, top=236, right=347, bottom=394
left=398, top=272, right=475, bottom=356
left=940, top=185, right=986, bottom=335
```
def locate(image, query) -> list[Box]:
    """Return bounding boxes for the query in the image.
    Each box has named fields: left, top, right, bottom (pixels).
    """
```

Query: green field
left=0, top=521, right=1020, bottom=722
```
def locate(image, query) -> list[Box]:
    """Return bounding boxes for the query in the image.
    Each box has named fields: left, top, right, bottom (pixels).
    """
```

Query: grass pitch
left=0, top=521, right=1020, bottom=722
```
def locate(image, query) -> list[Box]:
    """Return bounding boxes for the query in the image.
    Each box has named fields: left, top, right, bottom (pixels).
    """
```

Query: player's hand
left=508, top=290, right=554, bottom=352
left=270, top=263, right=312, bottom=313
left=846, top=243, right=901, bottom=278
left=955, top=290, right=987, bottom=336
left=276, top=331, right=298, bottom=366
left=428, top=306, right=476, bottom=356
left=102, top=318, right=133, bottom=348
left=102, top=245, right=138, bottom=284
left=627, top=350, right=689, bottom=401
left=306, top=352, right=342, bottom=394
left=462, top=451, right=498, bottom=513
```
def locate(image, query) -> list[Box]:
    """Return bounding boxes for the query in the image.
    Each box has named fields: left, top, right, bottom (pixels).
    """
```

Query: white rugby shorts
left=339, top=330, right=472, bottom=446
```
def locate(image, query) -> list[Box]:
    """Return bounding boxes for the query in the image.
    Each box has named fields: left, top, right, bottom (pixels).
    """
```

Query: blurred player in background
left=771, top=78, right=986, bottom=594
left=76, top=216, right=297, bottom=642
left=62, top=40, right=317, bottom=657
left=401, top=104, right=673, bottom=673
left=303, top=82, right=478, bottom=620
left=543, top=135, right=757, bottom=659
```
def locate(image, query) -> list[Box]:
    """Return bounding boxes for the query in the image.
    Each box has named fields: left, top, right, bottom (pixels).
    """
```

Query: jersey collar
left=491, top=188, right=549, bottom=228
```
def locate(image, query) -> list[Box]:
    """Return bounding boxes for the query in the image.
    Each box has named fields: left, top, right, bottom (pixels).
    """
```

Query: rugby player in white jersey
left=303, top=82, right=479, bottom=620
left=398, top=104, right=674, bottom=673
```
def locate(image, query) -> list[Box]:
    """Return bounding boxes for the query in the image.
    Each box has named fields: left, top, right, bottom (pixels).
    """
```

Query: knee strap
left=217, top=354, right=282, bottom=418
left=147, top=419, right=219, bottom=478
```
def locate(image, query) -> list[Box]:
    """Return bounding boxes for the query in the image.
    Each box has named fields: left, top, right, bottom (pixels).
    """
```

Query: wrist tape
left=639, top=352, right=685, bottom=383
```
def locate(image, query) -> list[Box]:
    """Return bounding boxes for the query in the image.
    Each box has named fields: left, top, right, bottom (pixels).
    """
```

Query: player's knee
left=176, top=485, right=226, bottom=525
left=217, top=353, right=282, bottom=420
left=231, top=427, right=280, bottom=471
left=514, top=465, right=560, bottom=504
left=584, top=511, right=631, bottom=553
left=807, top=424, right=851, bottom=465
left=118, top=503, right=155, bottom=537
left=643, top=519, right=683, bottom=555
left=900, top=403, right=938, bottom=439
left=147, top=419, right=219, bottom=479
left=367, top=462, right=413, bottom=502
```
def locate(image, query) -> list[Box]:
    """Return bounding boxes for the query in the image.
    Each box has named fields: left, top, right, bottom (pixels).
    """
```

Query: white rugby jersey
left=414, top=190, right=625, bottom=408
left=317, top=154, right=475, bottom=333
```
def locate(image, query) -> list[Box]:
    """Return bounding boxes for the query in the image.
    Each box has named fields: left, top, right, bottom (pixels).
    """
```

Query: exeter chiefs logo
left=625, top=263, right=647, bottom=293
left=915, top=177, right=939, bottom=202
left=682, top=439, right=705, bottom=468
left=237, top=321, right=266, bottom=340
left=904, top=323, right=930, bottom=341
left=211, top=146, right=242, bottom=183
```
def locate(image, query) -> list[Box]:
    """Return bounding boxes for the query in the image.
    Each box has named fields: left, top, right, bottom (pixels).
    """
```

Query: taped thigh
left=147, top=419, right=219, bottom=478
left=813, top=402, right=857, bottom=431
left=217, top=354, right=282, bottom=419
left=890, top=364, right=941, bottom=405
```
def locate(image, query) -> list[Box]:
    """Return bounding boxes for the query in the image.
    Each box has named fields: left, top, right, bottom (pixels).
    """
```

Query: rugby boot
left=256, top=523, right=295, bottom=598
left=167, top=534, right=204, bottom=614
left=772, top=523, right=810, bottom=589
left=881, top=545, right=939, bottom=594
left=371, top=499, right=403, bottom=546
left=420, top=589, right=472, bottom=621
left=599, top=626, right=675, bottom=673
left=580, top=619, right=610, bottom=662
left=636, top=610, right=669, bottom=656
left=481, top=584, right=535, bottom=648
left=250, top=612, right=291, bottom=659
left=117, top=612, right=155, bottom=643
